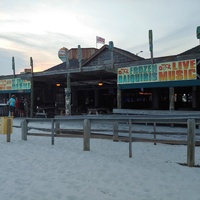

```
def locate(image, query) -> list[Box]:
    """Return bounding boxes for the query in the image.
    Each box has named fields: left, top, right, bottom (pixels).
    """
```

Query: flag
left=96, top=36, right=105, bottom=44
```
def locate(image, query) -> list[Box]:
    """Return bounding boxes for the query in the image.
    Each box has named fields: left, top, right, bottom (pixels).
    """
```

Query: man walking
left=8, top=95, right=16, bottom=117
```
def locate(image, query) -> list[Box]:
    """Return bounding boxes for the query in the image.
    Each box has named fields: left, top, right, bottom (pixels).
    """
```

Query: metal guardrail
left=20, top=115, right=199, bottom=167
left=113, top=108, right=200, bottom=116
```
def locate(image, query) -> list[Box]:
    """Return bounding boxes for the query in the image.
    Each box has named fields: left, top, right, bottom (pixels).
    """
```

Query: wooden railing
left=20, top=115, right=200, bottom=167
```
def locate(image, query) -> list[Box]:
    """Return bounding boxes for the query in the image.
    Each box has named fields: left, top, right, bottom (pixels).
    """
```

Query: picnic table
left=35, top=106, right=65, bottom=118
left=87, top=108, right=110, bottom=115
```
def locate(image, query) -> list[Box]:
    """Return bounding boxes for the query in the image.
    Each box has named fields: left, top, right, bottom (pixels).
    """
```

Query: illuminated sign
left=117, top=59, right=196, bottom=84
left=0, top=78, right=31, bottom=91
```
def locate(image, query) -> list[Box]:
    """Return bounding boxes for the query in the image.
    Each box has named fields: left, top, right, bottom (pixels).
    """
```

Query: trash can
left=0, top=117, right=13, bottom=134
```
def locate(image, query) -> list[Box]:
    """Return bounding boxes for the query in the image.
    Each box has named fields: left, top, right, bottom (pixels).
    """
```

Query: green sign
left=149, top=30, right=153, bottom=52
left=0, top=78, right=31, bottom=91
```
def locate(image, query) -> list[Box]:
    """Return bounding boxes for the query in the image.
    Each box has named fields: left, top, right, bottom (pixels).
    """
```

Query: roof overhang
left=21, top=66, right=117, bottom=87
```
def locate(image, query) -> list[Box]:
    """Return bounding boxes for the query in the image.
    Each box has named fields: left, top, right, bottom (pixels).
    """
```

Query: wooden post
left=83, top=119, right=90, bottom=151
left=12, top=57, right=16, bottom=78
left=117, top=88, right=122, bottom=109
left=78, top=45, right=82, bottom=71
left=55, top=122, right=60, bottom=135
left=129, top=119, right=132, bottom=158
left=192, top=86, right=197, bottom=109
left=51, top=119, right=55, bottom=145
left=21, top=119, right=28, bottom=141
left=153, top=122, right=156, bottom=145
left=109, top=41, right=114, bottom=68
left=6, top=118, right=11, bottom=142
left=149, top=30, right=154, bottom=64
left=187, top=119, right=195, bottom=167
left=169, top=87, right=174, bottom=111
left=113, top=122, right=118, bottom=142
left=30, top=57, right=34, bottom=118
left=65, top=50, right=71, bottom=115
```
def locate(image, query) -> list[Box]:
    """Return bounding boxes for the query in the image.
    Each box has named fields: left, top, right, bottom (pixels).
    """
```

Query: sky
left=0, top=118, right=199, bottom=199
left=0, top=0, right=200, bottom=75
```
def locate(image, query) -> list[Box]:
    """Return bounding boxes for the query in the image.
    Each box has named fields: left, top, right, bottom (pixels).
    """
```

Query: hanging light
left=56, top=82, right=61, bottom=87
left=98, top=73, right=103, bottom=86
left=98, top=81, right=103, bottom=86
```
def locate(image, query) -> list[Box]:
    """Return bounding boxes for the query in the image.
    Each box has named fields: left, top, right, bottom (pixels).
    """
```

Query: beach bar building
left=0, top=44, right=200, bottom=116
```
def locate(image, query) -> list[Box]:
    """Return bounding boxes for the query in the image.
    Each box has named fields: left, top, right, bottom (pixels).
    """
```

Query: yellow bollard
left=0, top=117, right=13, bottom=142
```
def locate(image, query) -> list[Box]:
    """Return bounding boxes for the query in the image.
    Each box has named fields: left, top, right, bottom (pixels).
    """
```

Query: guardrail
left=20, top=115, right=200, bottom=167
left=113, top=108, right=200, bottom=116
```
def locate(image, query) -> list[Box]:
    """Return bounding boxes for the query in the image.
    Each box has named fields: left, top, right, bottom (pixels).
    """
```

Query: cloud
left=0, top=31, right=94, bottom=74
left=0, top=47, right=28, bottom=75
left=0, top=0, right=200, bottom=75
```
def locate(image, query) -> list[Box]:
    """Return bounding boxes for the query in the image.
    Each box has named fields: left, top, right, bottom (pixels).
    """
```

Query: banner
left=118, top=59, right=196, bottom=84
left=96, top=36, right=105, bottom=44
left=0, top=78, right=31, bottom=91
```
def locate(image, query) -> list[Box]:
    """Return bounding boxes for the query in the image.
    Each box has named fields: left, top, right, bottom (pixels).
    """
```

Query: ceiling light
left=98, top=81, right=103, bottom=86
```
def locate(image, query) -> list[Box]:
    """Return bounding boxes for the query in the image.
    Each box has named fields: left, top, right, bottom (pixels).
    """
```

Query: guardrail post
left=6, top=118, right=12, bottom=142
left=153, top=122, right=156, bottom=145
left=51, top=119, right=55, bottom=145
left=83, top=119, right=90, bottom=151
left=187, top=119, right=195, bottom=167
left=55, top=121, right=60, bottom=134
left=21, top=119, right=28, bottom=141
left=113, top=122, right=118, bottom=142
left=129, top=119, right=132, bottom=158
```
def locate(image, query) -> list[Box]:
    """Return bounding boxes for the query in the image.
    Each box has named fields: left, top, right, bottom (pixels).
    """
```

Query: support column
left=192, top=86, right=197, bottom=109
left=152, top=88, right=159, bottom=109
left=169, top=87, right=174, bottom=111
left=30, top=57, right=34, bottom=118
left=71, top=89, right=78, bottom=114
left=94, top=89, right=99, bottom=107
left=65, top=74, right=71, bottom=115
left=117, top=88, right=122, bottom=109
left=187, top=119, right=195, bottom=167
left=65, top=49, right=71, bottom=115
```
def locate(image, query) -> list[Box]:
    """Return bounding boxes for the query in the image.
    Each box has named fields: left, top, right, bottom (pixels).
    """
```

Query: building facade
left=0, top=44, right=200, bottom=117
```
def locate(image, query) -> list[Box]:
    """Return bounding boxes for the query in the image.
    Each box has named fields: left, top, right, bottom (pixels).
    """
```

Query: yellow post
left=0, top=117, right=13, bottom=142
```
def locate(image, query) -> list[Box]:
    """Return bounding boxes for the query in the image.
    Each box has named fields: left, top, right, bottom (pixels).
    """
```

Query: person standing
left=24, top=98, right=29, bottom=117
left=15, top=97, right=20, bottom=117
left=8, top=95, right=16, bottom=117
left=19, top=97, right=25, bottom=117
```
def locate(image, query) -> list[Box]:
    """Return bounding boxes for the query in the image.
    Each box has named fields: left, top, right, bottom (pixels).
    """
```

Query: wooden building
left=0, top=44, right=200, bottom=116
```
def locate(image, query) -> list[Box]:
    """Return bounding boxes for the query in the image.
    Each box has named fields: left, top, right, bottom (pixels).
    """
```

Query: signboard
left=117, top=59, right=196, bottom=84
left=149, top=30, right=153, bottom=52
left=58, top=47, right=68, bottom=62
left=0, top=78, right=31, bottom=91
